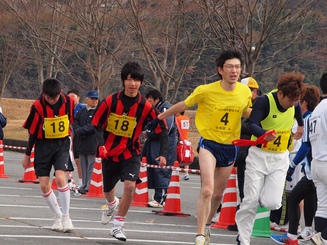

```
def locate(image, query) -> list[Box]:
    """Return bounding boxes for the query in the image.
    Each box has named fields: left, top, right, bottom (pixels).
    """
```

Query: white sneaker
left=311, top=232, right=323, bottom=245
left=211, top=212, right=220, bottom=223
left=62, top=215, right=74, bottom=233
left=204, top=226, right=210, bottom=245
left=147, top=200, right=163, bottom=208
left=184, top=174, right=190, bottom=180
left=51, top=214, right=63, bottom=231
left=109, top=226, right=127, bottom=241
left=298, top=227, right=314, bottom=241
left=101, top=196, right=119, bottom=225
left=195, top=235, right=205, bottom=245
left=68, top=180, right=74, bottom=190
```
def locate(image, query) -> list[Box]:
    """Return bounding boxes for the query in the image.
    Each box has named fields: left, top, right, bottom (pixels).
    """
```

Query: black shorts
left=102, top=156, right=141, bottom=192
left=34, top=137, right=71, bottom=177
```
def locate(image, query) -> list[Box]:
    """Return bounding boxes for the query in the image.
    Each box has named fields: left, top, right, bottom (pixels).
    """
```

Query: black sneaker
left=227, top=224, right=238, bottom=231
left=236, top=234, right=241, bottom=245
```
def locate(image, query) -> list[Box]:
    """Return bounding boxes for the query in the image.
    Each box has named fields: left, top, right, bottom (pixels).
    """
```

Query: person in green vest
left=235, top=72, right=307, bottom=245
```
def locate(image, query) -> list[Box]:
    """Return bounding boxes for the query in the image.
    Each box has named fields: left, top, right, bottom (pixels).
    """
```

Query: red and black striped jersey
left=92, top=91, right=168, bottom=162
left=23, top=93, right=74, bottom=139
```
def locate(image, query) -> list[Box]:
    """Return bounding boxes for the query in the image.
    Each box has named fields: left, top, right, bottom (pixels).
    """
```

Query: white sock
left=287, top=233, right=297, bottom=240
left=58, top=185, right=70, bottom=216
left=42, top=190, right=62, bottom=216
left=113, top=216, right=125, bottom=227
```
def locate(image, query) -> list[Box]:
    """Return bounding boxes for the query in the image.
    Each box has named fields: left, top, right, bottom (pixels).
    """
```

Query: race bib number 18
left=43, top=115, right=69, bottom=139
left=106, top=113, right=136, bottom=138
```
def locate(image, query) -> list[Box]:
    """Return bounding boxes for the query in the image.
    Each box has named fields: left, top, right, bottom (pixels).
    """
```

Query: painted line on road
left=0, top=234, right=232, bottom=245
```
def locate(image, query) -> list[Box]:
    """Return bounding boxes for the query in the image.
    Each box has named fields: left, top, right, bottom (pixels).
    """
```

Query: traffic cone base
left=131, top=157, right=148, bottom=207
left=251, top=206, right=272, bottom=237
left=211, top=167, right=237, bottom=229
left=85, top=157, right=104, bottom=198
left=153, top=161, right=190, bottom=217
left=0, top=164, right=9, bottom=178
left=18, top=147, right=39, bottom=184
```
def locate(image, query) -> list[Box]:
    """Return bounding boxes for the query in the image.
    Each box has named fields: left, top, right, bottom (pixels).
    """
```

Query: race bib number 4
left=43, top=115, right=69, bottom=139
left=210, top=106, right=240, bottom=132
left=265, top=129, right=290, bottom=152
left=106, top=113, right=136, bottom=138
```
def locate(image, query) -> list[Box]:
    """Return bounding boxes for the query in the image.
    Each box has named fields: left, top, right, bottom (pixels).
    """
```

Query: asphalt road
left=0, top=150, right=293, bottom=245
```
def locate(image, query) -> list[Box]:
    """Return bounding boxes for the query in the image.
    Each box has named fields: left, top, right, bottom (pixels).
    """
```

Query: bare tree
left=51, top=0, right=133, bottom=92
left=117, top=0, right=209, bottom=102
left=0, top=10, right=26, bottom=105
left=0, top=0, right=131, bottom=95
left=195, top=0, right=318, bottom=78
left=0, top=0, right=75, bottom=91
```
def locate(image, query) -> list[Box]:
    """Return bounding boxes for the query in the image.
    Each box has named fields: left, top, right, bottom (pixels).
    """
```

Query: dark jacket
left=142, top=100, right=177, bottom=189
left=0, top=112, right=6, bottom=140
left=72, top=107, right=100, bottom=155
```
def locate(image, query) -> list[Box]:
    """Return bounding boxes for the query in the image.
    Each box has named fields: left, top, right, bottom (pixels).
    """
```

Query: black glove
left=286, top=166, right=295, bottom=182
left=147, top=118, right=160, bottom=131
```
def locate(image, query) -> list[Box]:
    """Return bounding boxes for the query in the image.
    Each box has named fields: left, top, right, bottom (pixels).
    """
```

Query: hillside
left=1, top=98, right=199, bottom=155
left=2, top=98, right=34, bottom=141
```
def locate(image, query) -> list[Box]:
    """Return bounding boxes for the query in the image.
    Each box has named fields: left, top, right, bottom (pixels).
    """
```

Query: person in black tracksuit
left=72, top=90, right=101, bottom=194
left=142, top=89, right=177, bottom=207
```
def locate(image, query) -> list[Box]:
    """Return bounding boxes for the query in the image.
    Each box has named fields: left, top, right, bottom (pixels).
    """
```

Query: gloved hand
left=286, top=166, right=295, bottom=182
left=98, top=145, right=108, bottom=159
left=147, top=118, right=160, bottom=131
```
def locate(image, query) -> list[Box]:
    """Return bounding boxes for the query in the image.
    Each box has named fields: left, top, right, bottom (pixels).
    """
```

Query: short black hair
left=320, top=73, right=327, bottom=94
left=121, top=62, right=144, bottom=87
left=215, top=49, right=243, bottom=79
left=67, top=89, right=80, bottom=97
left=145, top=89, right=163, bottom=101
left=42, top=78, right=61, bottom=98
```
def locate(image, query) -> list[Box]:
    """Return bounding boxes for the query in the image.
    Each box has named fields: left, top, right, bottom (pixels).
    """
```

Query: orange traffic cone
left=85, top=157, right=104, bottom=198
left=51, top=177, right=58, bottom=190
left=0, top=140, right=8, bottom=178
left=211, top=167, right=237, bottom=229
left=18, top=147, right=39, bottom=184
left=153, top=161, right=190, bottom=217
left=131, top=157, right=149, bottom=207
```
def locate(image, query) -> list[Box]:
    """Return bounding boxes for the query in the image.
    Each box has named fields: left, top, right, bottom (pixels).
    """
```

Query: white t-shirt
left=309, top=99, right=327, bottom=161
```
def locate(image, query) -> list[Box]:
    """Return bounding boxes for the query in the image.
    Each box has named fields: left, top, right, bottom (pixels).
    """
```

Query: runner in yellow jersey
left=235, top=72, right=306, bottom=245
left=158, top=50, right=252, bottom=245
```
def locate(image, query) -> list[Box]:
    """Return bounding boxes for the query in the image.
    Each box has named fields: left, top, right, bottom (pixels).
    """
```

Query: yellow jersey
left=184, top=81, right=252, bottom=144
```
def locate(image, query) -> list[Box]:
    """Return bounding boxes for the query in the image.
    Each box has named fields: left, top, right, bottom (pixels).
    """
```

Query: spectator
left=158, top=49, right=252, bottom=245
left=0, top=110, right=7, bottom=140
left=90, top=62, right=168, bottom=242
left=308, top=73, right=327, bottom=245
left=142, top=89, right=177, bottom=208
left=68, top=89, right=86, bottom=187
left=227, top=76, right=261, bottom=231
left=21, top=78, right=75, bottom=232
left=236, top=72, right=306, bottom=245
left=72, top=90, right=100, bottom=195
left=270, top=84, right=320, bottom=244
left=176, top=111, right=191, bottom=180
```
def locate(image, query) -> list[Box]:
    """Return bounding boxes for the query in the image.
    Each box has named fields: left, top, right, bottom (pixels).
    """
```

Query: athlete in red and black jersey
left=21, top=78, right=75, bottom=233
left=92, top=62, right=168, bottom=241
